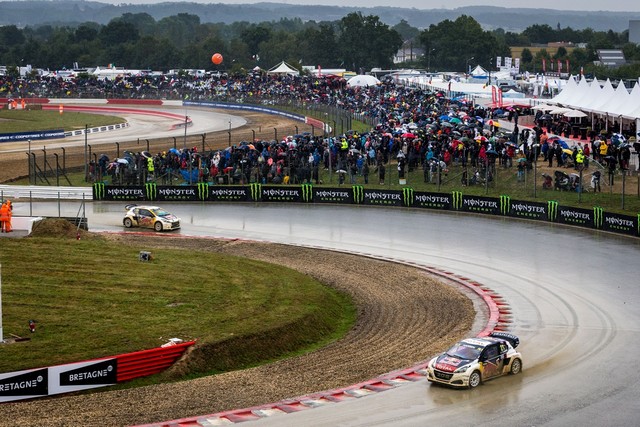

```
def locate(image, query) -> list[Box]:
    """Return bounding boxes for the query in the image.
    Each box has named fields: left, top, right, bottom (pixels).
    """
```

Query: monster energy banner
left=599, top=211, right=637, bottom=236
left=155, top=186, right=199, bottom=201
left=208, top=186, right=250, bottom=202
left=362, top=189, right=403, bottom=206
left=506, top=199, right=548, bottom=221
left=259, top=186, right=302, bottom=203
left=413, top=191, right=451, bottom=210
left=459, top=195, right=500, bottom=215
left=556, top=206, right=593, bottom=227
left=0, top=368, right=48, bottom=402
left=312, top=187, right=353, bottom=204
left=93, top=184, right=145, bottom=201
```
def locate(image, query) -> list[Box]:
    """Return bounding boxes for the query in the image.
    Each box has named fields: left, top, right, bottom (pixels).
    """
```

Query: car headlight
left=454, top=364, right=470, bottom=373
left=428, top=358, right=436, bottom=369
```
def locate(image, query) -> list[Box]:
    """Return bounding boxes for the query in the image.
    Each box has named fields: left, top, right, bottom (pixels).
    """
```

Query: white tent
left=470, top=65, right=488, bottom=76
left=267, top=61, right=299, bottom=76
left=346, top=74, right=381, bottom=87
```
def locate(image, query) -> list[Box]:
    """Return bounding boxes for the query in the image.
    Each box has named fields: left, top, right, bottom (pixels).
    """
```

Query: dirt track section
left=0, top=235, right=475, bottom=427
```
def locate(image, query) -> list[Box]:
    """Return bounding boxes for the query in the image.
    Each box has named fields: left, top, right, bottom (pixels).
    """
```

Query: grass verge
left=0, top=220, right=356, bottom=381
left=0, top=109, right=125, bottom=132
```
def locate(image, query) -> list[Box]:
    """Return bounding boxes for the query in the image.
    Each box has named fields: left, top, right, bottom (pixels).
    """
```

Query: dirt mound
left=28, top=218, right=98, bottom=240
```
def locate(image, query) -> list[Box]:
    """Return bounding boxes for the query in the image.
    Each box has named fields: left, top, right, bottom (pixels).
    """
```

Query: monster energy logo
left=402, top=187, right=414, bottom=207
left=93, top=182, right=105, bottom=200
left=301, top=184, right=313, bottom=203
left=145, top=183, right=157, bottom=201
left=451, top=191, right=463, bottom=210
left=352, top=185, right=364, bottom=204
left=499, top=195, right=511, bottom=216
left=593, top=206, right=604, bottom=229
left=547, top=200, right=558, bottom=222
left=250, top=183, right=262, bottom=201
left=197, top=183, right=209, bottom=201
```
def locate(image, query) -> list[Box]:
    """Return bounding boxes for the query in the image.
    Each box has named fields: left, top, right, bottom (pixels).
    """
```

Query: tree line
left=1, top=12, right=639, bottom=80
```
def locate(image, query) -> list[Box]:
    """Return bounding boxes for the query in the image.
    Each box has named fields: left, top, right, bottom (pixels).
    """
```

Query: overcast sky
left=115, top=0, right=640, bottom=12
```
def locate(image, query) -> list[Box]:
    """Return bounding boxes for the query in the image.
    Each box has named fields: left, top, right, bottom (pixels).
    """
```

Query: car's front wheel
left=123, top=218, right=133, bottom=228
left=510, top=358, right=522, bottom=375
left=468, top=370, right=482, bottom=388
left=154, top=221, right=163, bottom=232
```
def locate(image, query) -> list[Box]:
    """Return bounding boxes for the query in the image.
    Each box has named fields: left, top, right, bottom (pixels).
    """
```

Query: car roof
left=459, top=337, right=502, bottom=347
left=130, top=205, right=161, bottom=210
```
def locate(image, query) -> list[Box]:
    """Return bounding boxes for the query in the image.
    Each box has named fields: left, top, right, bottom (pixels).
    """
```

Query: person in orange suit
left=0, top=201, right=9, bottom=232
left=5, top=200, right=12, bottom=232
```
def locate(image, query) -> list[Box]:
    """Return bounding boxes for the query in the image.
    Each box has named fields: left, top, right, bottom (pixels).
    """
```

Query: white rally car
left=426, top=332, right=522, bottom=388
left=123, top=204, right=181, bottom=232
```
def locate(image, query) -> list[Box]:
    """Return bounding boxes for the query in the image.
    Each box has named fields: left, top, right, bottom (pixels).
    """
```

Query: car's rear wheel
left=468, top=370, right=481, bottom=388
left=510, top=358, right=522, bottom=375
left=154, top=221, right=163, bottom=232
left=123, top=218, right=133, bottom=228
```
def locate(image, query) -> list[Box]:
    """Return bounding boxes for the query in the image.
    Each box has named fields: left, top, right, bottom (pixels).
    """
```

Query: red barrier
left=116, top=341, right=195, bottom=382
left=107, top=99, right=163, bottom=105
left=0, top=97, right=50, bottom=104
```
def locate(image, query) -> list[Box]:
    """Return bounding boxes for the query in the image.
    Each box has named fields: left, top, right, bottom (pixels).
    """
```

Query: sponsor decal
left=557, top=206, right=593, bottom=226
left=209, top=187, right=249, bottom=201
left=414, top=192, right=451, bottom=210
left=313, top=189, right=352, bottom=204
left=593, top=206, right=604, bottom=229
left=452, top=191, right=463, bottom=210
left=461, top=196, right=499, bottom=214
left=509, top=200, right=548, bottom=220
left=600, top=212, right=637, bottom=235
left=352, top=185, right=364, bottom=204
left=145, top=182, right=157, bottom=201
left=0, top=368, right=48, bottom=401
left=435, top=363, right=457, bottom=372
left=157, top=186, right=198, bottom=201
left=105, top=187, right=145, bottom=200
left=260, top=187, right=301, bottom=202
left=402, top=187, right=414, bottom=207
left=250, top=183, right=262, bottom=202
left=499, top=195, right=511, bottom=216
left=93, top=182, right=105, bottom=200
left=363, top=189, right=402, bottom=206
left=301, top=184, right=313, bottom=203
left=547, top=200, right=559, bottom=222
left=59, top=359, right=116, bottom=387
left=197, top=183, right=209, bottom=201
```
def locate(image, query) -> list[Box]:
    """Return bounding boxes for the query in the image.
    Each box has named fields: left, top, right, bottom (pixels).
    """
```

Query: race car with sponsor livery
left=123, top=204, right=180, bottom=232
left=426, top=332, right=522, bottom=388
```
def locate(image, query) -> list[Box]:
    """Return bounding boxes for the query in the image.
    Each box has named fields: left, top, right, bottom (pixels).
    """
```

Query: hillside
left=1, top=1, right=639, bottom=32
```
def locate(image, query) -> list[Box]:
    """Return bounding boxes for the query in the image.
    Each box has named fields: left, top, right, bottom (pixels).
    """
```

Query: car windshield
left=445, top=342, right=483, bottom=360
left=150, top=208, right=171, bottom=217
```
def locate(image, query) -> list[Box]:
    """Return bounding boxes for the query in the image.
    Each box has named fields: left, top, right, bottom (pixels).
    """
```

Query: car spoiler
left=125, top=204, right=138, bottom=211
left=489, top=332, right=519, bottom=348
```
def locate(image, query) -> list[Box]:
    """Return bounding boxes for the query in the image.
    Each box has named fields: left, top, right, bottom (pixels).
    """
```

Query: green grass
left=0, top=109, right=125, bottom=132
left=0, top=231, right=355, bottom=378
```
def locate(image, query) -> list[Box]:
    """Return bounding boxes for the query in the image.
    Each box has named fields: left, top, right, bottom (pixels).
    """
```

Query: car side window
left=484, top=345, right=498, bottom=360
left=139, top=209, right=151, bottom=217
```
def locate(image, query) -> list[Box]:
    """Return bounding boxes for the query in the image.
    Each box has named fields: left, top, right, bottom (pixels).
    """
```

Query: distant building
left=630, top=20, right=640, bottom=44
left=394, top=41, right=424, bottom=64
left=596, top=49, right=626, bottom=68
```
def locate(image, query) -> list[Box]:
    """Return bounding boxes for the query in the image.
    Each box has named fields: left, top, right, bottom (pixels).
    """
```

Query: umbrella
left=440, top=122, right=454, bottom=128
left=563, top=109, right=588, bottom=118
left=168, top=148, right=180, bottom=155
left=450, top=117, right=462, bottom=124
left=539, top=114, right=553, bottom=121
left=439, top=115, right=450, bottom=121
left=487, top=120, right=501, bottom=128
left=562, top=148, right=574, bottom=155
left=402, top=132, right=416, bottom=139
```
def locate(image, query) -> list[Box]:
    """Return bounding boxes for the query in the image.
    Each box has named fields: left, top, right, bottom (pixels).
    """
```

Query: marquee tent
left=267, top=61, right=299, bottom=76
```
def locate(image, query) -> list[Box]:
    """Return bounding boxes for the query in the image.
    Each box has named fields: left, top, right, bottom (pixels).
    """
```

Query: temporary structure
left=346, top=74, right=381, bottom=87
left=267, top=61, right=299, bottom=76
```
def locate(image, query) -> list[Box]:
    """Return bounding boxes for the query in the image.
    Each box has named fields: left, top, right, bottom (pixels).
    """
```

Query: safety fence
left=0, top=341, right=195, bottom=403
left=92, top=182, right=640, bottom=238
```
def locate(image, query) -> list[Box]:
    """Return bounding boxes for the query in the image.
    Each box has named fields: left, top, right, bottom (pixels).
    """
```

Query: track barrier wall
left=0, top=341, right=195, bottom=403
left=93, top=183, right=640, bottom=238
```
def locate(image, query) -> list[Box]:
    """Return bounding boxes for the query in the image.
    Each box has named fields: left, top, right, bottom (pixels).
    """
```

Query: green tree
left=100, top=20, right=140, bottom=46
left=392, top=19, right=420, bottom=41
left=337, top=12, right=402, bottom=72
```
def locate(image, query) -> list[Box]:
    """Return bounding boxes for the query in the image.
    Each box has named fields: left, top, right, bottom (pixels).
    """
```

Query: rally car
left=426, top=332, right=522, bottom=389
left=123, top=204, right=180, bottom=232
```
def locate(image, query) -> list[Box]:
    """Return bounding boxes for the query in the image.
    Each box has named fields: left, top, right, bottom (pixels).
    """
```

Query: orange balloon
left=211, top=53, right=223, bottom=65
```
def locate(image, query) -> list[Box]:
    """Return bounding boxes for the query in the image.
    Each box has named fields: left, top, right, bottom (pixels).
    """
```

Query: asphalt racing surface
left=19, top=200, right=640, bottom=427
